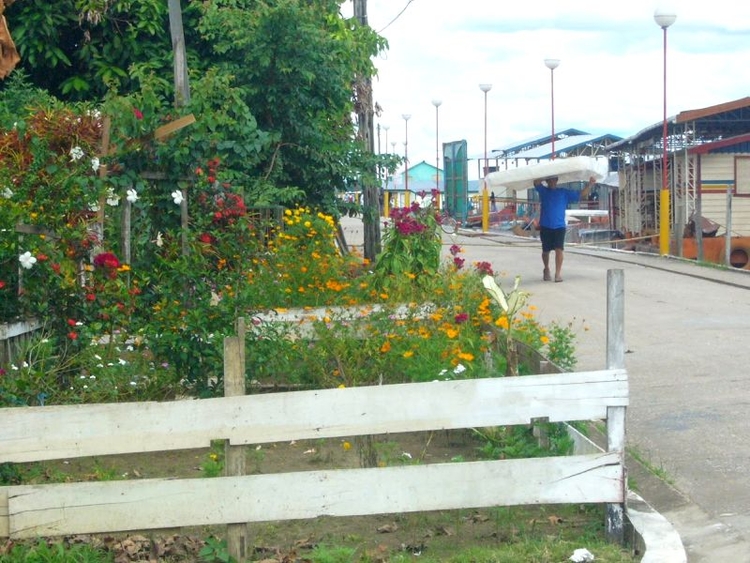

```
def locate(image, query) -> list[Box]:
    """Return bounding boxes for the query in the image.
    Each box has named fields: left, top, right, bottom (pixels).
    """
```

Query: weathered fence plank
left=0, top=370, right=628, bottom=464
left=6, top=452, right=623, bottom=539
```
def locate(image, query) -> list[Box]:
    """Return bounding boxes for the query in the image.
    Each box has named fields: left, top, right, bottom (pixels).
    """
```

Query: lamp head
left=654, top=9, right=676, bottom=29
left=544, top=58, right=560, bottom=70
left=432, top=99, right=442, bottom=108
left=479, top=83, right=492, bottom=93
left=402, top=114, right=411, bottom=121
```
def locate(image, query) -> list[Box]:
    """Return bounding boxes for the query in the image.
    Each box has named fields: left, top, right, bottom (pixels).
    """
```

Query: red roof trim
left=677, top=97, right=750, bottom=124
left=688, top=133, right=750, bottom=155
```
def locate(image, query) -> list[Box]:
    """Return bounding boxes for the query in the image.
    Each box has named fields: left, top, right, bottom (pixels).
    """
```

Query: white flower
left=106, top=187, right=120, bottom=207
left=2, top=187, right=13, bottom=198
left=88, top=202, right=100, bottom=212
left=126, top=188, right=139, bottom=203
left=69, top=146, right=84, bottom=161
left=171, top=190, right=184, bottom=205
left=90, top=157, right=100, bottom=172
left=19, top=251, right=37, bottom=269
left=153, top=232, right=164, bottom=247
left=453, top=364, right=466, bottom=374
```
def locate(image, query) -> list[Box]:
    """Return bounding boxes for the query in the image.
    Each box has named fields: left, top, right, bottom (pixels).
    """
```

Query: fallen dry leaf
left=376, top=522, right=398, bottom=533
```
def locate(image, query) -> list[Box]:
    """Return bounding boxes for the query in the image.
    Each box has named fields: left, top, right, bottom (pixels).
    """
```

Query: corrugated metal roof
left=607, top=96, right=750, bottom=152
left=503, top=133, right=622, bottom=160
left=489, top=128, right=590, bottom=156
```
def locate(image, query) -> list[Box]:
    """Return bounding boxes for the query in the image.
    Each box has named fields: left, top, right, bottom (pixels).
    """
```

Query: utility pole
left=353, top=0, right=381, bottom=262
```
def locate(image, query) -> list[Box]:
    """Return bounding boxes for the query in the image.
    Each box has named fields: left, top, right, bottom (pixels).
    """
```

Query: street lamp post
left=544, top=58, right=560, bottom=159
left=654, top=9, right=676, bottom=256
left=402, top=114, right=411, bottom=197
left=381, top=124, right=389, bottom=194
left=479, top=84, right=492, bottom=232
left=432, top=99, right=442, bottom=193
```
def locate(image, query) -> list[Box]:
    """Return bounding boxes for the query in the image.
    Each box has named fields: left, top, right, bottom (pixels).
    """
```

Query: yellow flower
left=380, top=340, right=391, bottom=353
left=403, top=350, right=414, bottom=358
left=495, top=316, right=510, bottom=330
left=540, top=335, right=550, bottom=345
left=342, top=441, right=352, bottom=451
left=444, top=326, right=459, bottom=339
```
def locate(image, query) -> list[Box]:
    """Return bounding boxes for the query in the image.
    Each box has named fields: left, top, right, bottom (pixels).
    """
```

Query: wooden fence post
left=605, top=269, right=626, bottom=544
left=224, top=318, right=247, bottom=561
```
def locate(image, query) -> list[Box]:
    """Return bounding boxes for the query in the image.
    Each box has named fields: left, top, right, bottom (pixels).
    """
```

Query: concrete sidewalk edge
left=627, top=491, right=688, bottom=563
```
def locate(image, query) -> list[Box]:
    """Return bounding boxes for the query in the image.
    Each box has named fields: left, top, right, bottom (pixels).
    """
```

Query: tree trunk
left=353, top=0, right=381, bottom=262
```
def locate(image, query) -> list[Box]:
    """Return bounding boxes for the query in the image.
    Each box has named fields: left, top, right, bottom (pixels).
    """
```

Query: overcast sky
left=342, top=0, right=750, bottom=179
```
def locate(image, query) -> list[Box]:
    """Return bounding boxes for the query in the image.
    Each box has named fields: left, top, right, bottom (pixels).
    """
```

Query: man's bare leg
left=554, top=249, right=564, bottom=282
left=542, top=251, right=551, bottom=281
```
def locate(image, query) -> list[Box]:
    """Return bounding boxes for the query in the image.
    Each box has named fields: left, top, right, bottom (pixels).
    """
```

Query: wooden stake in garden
left=224, top=318, right=248, bottom=562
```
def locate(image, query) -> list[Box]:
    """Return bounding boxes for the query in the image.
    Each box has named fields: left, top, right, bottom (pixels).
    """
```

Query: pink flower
left=133, top=108, right=144, bottom=120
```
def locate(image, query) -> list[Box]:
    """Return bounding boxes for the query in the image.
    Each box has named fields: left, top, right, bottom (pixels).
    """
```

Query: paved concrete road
left=341, top=217, right=750, bottom=562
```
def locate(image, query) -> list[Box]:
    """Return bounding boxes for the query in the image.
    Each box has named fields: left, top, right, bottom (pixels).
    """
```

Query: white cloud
left=345, top=0, right=750, bottom=178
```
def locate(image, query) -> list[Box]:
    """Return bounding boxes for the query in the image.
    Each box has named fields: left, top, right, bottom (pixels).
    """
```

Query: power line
left=378, top=0, right=415, bottom=34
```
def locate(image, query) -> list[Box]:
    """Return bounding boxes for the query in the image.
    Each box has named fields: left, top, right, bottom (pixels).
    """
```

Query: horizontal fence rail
left=0, top=368, right=628, bottom=540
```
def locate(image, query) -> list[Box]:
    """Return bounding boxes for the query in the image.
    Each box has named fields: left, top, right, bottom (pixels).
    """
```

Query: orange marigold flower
left=495, top=316, right=510, bottom=330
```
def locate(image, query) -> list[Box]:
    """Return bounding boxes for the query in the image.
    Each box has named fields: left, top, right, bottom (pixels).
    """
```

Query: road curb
left=627, top=491, right=688, bottom=562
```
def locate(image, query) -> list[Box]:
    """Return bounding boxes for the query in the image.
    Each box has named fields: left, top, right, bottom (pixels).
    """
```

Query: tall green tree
left=4, top=0, right=387, bottom=209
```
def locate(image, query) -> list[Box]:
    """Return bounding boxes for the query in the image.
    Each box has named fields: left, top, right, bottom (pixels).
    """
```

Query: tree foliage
left=3, top=0, right=388, bottom=208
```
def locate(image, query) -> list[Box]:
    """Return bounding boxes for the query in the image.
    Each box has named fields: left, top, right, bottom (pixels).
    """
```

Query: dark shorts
left=540, top=227, right=566, bottom=252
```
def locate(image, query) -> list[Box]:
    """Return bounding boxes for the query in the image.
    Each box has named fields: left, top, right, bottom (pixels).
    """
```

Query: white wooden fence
left=0, top=270, right=628, bottom=562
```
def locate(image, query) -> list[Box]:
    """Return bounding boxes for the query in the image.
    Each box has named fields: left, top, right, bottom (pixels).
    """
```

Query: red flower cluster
left=474, top=261, right=494, bottom=276
left=390, top=204, right=428, bottom=236
left=212, top=193, right=246, bottom=226
left=93, top=252, right=120, bottom=270
left=93, top=252, right=120, bottom=279
left=196, top=157, right=221, bottom=184
left=454, top=312, right=469, bottom=324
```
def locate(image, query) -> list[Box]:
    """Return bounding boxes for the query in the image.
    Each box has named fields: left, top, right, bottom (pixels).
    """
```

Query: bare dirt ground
left=12, top=429, right=610, bottom=562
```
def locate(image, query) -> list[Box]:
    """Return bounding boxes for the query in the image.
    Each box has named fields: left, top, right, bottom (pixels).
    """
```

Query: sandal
left=543, top=269, right=551, bottom=282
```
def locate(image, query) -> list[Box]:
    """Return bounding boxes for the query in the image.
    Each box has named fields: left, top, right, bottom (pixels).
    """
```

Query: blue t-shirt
left=535, top=184, right=580, bottom=229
